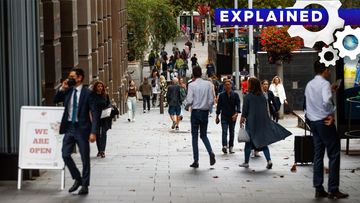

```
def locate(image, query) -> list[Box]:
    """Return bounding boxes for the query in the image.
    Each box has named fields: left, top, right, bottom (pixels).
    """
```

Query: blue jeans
left=191, top=110, right=213, bottom=162
left=244, top=142, right=271, bottom=163
left=221, top=119, right=236, bottom=147
left=310, top=121, right=340, bottom=193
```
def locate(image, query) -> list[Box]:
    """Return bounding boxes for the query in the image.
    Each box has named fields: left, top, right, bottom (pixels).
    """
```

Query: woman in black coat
left=92, top=81, right=112, bottom=158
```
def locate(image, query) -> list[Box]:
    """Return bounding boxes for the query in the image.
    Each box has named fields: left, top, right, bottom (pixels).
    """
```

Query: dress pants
left=62, top=124, right=90, bottom=186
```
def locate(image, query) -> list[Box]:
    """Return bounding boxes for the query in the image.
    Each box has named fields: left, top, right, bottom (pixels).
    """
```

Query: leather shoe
left=328, top=191, right=349, bottom=199
left=210, top=153, right=216, bottom=166
left=78, top=186, right=89, bottom=195
left=68, top=179, right=81, bottom=193
left=190, top=162, right=199, bottom=168
left=315, top=190, right=328, bottom=198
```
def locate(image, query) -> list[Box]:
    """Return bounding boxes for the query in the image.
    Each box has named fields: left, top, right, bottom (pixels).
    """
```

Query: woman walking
left=239, top=77, right=273, bottom=169
left=126, top=80, right=138, bottom=122
left=239, top=77, right=291, bottom=169
left=92, top=81, right=112, bottom=158
left=269, top=76, right=287, bottom=122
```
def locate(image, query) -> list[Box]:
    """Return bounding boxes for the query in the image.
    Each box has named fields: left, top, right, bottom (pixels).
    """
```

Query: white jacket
left=269, top=83, right=287, bottom=104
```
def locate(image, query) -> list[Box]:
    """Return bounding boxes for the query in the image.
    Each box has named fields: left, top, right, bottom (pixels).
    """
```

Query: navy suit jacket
left=54, top=86, right=99, bottom=137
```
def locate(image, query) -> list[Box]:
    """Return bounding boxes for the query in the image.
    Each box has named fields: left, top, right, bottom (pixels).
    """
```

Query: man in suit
left=54, top=68, right=99, bottom=195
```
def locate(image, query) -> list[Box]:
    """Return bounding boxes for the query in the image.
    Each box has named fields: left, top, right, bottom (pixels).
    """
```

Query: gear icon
left=318, top=46, right=339, bottom=67
left=333, top=25, right=360, bottom=60
left=287, top=0, right=344, bottom=48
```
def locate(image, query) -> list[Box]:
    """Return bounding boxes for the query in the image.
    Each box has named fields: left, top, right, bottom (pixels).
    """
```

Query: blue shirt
left=186, top=78, right=214, bottom=110
left=304, top=75, right=335, bottom=121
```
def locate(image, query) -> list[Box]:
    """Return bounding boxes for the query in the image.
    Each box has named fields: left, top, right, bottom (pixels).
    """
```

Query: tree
left=128, top=0, right=179, bottom=61
left=149, top=0, right=179, bottom=51
left=128, top=0, right=151, bottom=61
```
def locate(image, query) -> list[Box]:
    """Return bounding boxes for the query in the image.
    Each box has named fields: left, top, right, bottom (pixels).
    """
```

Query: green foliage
left=128, top=0, right=151, bottom=60
left=128, top=0, right=179, bottom=61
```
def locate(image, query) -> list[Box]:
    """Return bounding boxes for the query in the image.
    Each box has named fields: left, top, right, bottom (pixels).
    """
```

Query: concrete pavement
left=0, top=101, right=359, bottom=203
left=1, top=38, right=360, bottom=203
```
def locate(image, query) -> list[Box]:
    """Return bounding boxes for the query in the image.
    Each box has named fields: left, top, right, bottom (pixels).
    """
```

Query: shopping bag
left=238, top=126, right=250, bottom=143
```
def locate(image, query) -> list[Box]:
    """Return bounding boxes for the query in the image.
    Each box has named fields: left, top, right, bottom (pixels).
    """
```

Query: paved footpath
left=0, top=101, right=360, bottom=203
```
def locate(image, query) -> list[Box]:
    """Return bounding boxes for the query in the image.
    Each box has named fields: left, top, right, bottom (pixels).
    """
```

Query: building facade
left=0, top=0, right=128, bottom=179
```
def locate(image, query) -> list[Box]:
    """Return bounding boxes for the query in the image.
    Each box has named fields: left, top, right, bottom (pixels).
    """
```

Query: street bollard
left=160, top=94, right=164, bottom=114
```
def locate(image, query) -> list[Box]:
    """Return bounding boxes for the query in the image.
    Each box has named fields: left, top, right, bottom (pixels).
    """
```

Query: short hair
left=223, top=79, right=232, bottom=85
left=172, top=77, right=179, bottom=84
left=71, top=68, right=85, bottom=82
left=314, top=60, right=329, bottom=74
left=261, top=79, right=269, bottom=85
left=192, top=66, right=202, bottom=78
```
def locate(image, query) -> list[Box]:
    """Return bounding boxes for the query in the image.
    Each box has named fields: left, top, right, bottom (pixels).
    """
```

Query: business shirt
left=67, top=84, right=82, bottom=122
left=216, top=91, right=241, bottom=119
left=305, top=75, right=336, bottom=121
left=186, top=78, right=214, bottom=110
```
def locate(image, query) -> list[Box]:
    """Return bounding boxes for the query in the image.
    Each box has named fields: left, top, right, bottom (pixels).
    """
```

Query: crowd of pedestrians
left=53, top=47, right=349, bottom=200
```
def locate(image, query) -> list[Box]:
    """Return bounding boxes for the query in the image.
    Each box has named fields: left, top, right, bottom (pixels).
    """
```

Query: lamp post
left=248, top=0, right=255, bottom=77
left=234, top=0, right=240, bottom=90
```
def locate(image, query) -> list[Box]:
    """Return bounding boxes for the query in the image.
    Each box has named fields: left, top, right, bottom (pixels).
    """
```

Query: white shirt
left=68, top=85, right=82, bottom=122
left=305, top=75, right=335, bottom=121
left=269, top=83, right=287, bottom=104
left=186, top=78, right=214, bottom=110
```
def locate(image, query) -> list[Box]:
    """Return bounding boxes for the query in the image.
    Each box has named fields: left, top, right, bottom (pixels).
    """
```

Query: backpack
left=180, top=87, right=187, bottom=102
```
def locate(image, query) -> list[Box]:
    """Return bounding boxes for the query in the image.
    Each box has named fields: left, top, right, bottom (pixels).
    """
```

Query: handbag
left=238, top=125, right=250, bottom=143
left=101, top=107, right=112, bottom=119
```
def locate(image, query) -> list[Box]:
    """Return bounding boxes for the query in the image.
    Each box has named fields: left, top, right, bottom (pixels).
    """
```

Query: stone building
left=0, top=0, right=128, bottom=179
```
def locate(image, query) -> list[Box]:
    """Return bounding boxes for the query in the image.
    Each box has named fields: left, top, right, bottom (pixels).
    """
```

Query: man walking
left=54, top=68, right=99, bottom=195
left=216, top=79, right=241, bottom=154
left=139, top=77, right=152, bottom=113
left=305, top=61, right=348, bottom=199
left=166, top=78, right=182, bottom=130
left=186, top=66, right=216, bottom=168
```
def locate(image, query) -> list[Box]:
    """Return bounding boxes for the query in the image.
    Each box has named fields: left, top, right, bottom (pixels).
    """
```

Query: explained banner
left=18, top=106, right=65, bottom=170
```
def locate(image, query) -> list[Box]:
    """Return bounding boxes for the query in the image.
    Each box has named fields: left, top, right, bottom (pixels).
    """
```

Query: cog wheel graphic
left=333, top=26, right=360, bottom=60
left=318, top=46, right=339, bottom=67
left=287, top=0, right=344, bottom=48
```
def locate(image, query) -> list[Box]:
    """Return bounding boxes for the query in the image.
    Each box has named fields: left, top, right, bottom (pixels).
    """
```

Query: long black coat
left=92, top=93, right=112, bottom=132
left=242, top=93, right=291, bottom=149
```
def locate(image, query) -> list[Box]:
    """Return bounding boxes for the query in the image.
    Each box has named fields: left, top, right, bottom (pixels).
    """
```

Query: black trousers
left=143, top=95, right=151, bottom=110
left=62, top=124, right=90, bottom=186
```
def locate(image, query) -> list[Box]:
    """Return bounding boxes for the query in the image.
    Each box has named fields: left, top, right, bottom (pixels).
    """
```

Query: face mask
left=67, top=78, right=76, bottom=87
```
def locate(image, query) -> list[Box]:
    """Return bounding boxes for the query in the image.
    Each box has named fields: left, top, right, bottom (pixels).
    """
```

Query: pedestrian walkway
left=143, top=36, right=209, bottom=79
left=1, top=101, right=360, bottom=203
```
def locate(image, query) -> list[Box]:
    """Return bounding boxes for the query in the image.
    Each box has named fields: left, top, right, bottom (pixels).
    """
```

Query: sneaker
left=222, top=147, right=227, bottom=154
left=96, top=152, right=101, bottom=157
left=239, top=162, right=249, bottom=168
left=179, top=115, right=183, bottom=120
left=328, top=191, right=349, bottom=199
left=100, top=152, right=105, bottom=158
left=210, top=152, right=216, bottom=166
left=132, top=118, right=136, bottom=122
left=315, top=190, right=329, bottom=198
left=266, top=161, right=273, bottom=169
left=171, top=121, right=176, bottom=129
left=175, top=125, right=179, bottom=130
left=229, top=147, right=235, bottom=154
left=143, top=110, right=146, bottom=113
left=127, top=118, right=131, bottom=122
